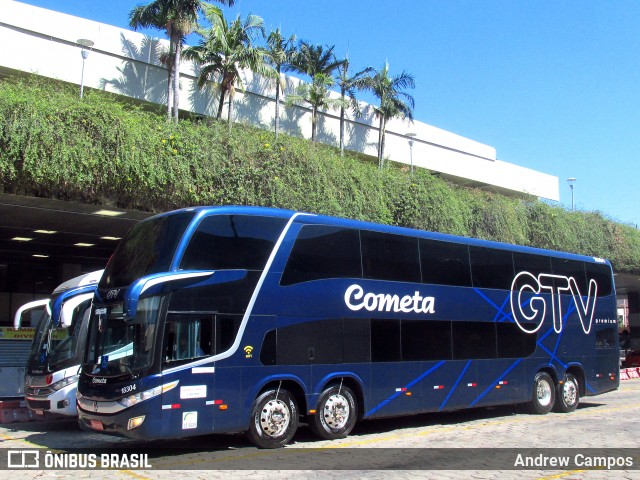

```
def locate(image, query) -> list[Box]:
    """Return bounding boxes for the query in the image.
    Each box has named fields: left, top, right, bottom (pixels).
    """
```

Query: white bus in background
left=15, top=270, right=103, bottom=417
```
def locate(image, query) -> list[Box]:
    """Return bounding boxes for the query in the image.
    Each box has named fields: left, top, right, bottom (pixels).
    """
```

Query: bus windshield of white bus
left=47, top=300, right=91, bottom=370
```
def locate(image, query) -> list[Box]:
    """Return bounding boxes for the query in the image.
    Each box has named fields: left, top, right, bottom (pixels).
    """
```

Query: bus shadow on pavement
left=292, top=400, right=607, bottom=444
left=21, top=425, right=252, bottom=453
left=13, top=400, right=608, bottom=452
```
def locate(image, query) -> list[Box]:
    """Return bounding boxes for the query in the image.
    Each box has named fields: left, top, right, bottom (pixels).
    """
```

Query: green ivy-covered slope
left=1, top=77, right=638, bottom=274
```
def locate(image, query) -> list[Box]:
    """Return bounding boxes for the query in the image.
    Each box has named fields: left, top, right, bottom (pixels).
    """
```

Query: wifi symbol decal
left=243, top=345, right=254, bottom=358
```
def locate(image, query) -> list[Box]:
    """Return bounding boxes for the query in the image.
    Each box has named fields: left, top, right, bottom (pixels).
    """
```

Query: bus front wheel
left=554, top=373, right=579, bottom=413
left=247, top=388, right=299, bottom=449
left=309, top=384, right=357, bottom=440
left=529, top=372, right=556, bottom=414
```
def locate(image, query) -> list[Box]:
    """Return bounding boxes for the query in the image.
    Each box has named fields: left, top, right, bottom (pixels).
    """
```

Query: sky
left=13, top=0, right=640, bottom=227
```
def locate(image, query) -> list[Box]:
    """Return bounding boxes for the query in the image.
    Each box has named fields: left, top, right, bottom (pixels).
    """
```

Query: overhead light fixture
left=34, top=230, right=57, bottom=234
left=12, top=237, right=33, bottom=242
left=74, top=243, right=95, bottom=247
left=93, top=209, right=124, bottom=217
left=100, top=236, right=121, bottom=241
left=32, top=254, right=49, bottom=258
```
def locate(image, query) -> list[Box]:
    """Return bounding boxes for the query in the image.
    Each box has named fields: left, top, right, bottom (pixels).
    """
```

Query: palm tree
left=286, top=73, right=347, bottom=141
left=289, top=41, right=345, bottom=80
left=184, top=8, right=277, bottom=126
left=266, top=28, right=297, bottom=138
left=335, top=57, right=373, bottom=156
left=362, top=62, right=415, bottom=168
left=129, top=0, right=235, bottom=124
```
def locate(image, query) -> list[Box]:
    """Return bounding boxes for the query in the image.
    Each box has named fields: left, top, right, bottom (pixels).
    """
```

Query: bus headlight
left=117, top=380, right=179, bottom=408
left=50, top=375, right=80, bottom=391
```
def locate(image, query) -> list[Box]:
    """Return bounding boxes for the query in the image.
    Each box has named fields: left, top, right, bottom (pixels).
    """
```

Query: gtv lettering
left=344, top=284, right=436, bottom=314
left=510, top=272, right=597, bottom=335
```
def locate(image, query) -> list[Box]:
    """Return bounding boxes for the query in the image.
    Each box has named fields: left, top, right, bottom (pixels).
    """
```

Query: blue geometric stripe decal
left=365, top=287, right=601, bottom=416
left=473, top=288, right=514, bottom=323
left=469, top=358, right=522, bottom=407
left=366, top=361, right=445, bottom=416
left=439, top=360, right=472, bottom=411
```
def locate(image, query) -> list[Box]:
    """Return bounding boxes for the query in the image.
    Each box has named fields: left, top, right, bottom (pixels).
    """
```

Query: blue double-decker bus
left=77, top=206, right=619, bottom=448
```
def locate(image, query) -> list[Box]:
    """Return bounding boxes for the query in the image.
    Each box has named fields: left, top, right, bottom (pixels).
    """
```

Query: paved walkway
left=1, top=379, right=639, bottom=479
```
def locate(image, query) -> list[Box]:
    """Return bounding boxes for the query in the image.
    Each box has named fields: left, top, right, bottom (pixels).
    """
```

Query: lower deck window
left=163, top=313, right=242, bottom=366
left=260, top=317, right=536, bottom=365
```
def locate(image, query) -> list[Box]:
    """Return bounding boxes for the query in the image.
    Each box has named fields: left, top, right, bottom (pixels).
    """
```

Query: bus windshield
left=27, top=294, right=94, bottom=374
left=100, top=211, right=196, bottom=290
left=85, top=296, right=161, bottom=378
left=28, top=308, right=52, bottom=369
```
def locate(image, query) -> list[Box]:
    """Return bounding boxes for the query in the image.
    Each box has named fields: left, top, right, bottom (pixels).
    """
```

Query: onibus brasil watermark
left=7, top=450, right=151, bottom=469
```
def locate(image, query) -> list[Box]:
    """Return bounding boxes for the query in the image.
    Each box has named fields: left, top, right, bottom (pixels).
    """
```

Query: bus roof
left=147, top=206, right=611, bottom=267
left=52, top=270, right=104, bottom=295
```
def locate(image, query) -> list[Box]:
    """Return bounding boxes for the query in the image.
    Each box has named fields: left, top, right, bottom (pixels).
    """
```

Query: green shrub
left=1, top=76, right=639, bottom=274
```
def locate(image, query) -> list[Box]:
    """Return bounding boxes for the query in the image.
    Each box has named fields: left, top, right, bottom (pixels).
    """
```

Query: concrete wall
left=0, top=1, right=559, bottom=201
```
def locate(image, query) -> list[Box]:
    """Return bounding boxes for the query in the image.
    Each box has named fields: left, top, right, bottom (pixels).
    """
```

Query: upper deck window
left=280, top=225, right=361, bottom=286
left=470, top=247, right=514, bottom=290
left=420, top=239, right=471, bottom=287
left=361, top=230, right=421, bottom=283
left=180, top=215, right=288, bottom=271
left=585, top=262, right=613, bottom=297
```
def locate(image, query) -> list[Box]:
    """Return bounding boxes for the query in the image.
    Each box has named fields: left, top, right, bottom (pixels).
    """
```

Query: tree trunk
left=167, top=69, right=173, bottom=121
left=311, top=106, right=317, bottom=141
left=339, top=96, right=345, bottom=156
left=340, top=87, right=346, bottom=157
left=166, top=35, right=174, bottom=121
left=217, top=88, right=226, bottom=119
left=228, top=89, right=234, bottom=128
left=274, top=68, right=281, bottom=138
left=172, top=39, right=181, bottom=124
left=377, top=117, right=386, bottom=168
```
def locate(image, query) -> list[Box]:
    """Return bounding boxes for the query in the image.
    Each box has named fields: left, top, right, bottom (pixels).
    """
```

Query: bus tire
left=529, top=372, right=555, bottom=414
left=554, top=373, right=579, bottom=413
left=247, top=388, right=299, bottom=449
left=309, top=384, right=357, bottom=440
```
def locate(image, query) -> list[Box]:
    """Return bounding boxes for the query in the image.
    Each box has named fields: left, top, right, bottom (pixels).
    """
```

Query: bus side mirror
left=13, top=299, right=50, bottom=330
left=60, top=293, right=94, bottom=328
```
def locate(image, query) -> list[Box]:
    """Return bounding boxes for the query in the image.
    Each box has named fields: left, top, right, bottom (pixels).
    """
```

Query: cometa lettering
left=344, top=284, right=436, bottom=314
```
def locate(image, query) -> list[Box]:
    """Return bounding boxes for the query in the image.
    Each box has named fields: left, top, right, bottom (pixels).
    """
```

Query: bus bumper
left=25, top=383, right=78, bottom=417
left=77, top=395, right=163, bottom=439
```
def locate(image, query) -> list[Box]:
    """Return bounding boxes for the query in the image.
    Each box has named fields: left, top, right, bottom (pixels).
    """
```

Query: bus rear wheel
left=309, top=384, right=357, bottom=440
left=247, top=388, right=299, bottom=449
left=529, top=372, right=555, bottom=414
left=554, top=373, right=579, bottom=413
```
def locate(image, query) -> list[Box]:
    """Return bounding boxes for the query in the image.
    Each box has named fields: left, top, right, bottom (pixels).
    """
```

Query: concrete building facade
left=1, top=1, right=559, bottom=201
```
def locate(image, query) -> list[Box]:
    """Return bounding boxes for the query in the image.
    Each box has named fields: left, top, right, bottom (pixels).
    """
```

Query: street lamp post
left=406, top=132, right=417, bottom=177
left=567, top=177, right=576, bottom=211
left=77, top=38, right=94, bottom=98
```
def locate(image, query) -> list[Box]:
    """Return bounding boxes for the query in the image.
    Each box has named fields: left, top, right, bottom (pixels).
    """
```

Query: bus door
left=161, top=313, right=216, bottom=436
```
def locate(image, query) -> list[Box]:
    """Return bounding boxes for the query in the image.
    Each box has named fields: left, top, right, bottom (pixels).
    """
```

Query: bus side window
left=163, top=315, right=212, bottom=364
left=469, top=247, right=514, bottom=290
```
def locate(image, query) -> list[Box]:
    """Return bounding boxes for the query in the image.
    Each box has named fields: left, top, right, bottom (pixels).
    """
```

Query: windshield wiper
left=119, top=362, right=138, bottom=379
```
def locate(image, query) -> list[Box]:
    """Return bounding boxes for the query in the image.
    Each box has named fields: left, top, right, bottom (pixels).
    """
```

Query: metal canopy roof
left=0, top=193, right=151, bottom=266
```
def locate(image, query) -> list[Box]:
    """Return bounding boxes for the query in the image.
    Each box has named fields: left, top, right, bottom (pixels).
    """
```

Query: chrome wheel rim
left=537, top=380, right=552, bottom=406
left=323, top=393, right=350, bottom=430
left=563, top=380, right=577, bottom=406
left=259, top=399, right=290, bottom=437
